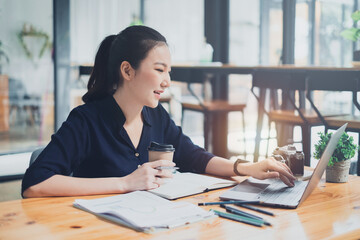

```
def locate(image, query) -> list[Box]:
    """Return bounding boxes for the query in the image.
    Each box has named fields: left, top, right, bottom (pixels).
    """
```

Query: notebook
left=148, top=172, right=236, bottom=200
left=220, top=123, right=347, bottom=209
left=74, top=191, right=214, bottom=233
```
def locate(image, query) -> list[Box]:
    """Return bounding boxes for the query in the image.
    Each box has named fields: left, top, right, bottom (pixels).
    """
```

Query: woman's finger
left=269, top=161, right=296, bottom=181
left=149, top=160, right=176, bottom=168
left=156, top=169, right=174, bottom=178
left=279, top=174, right=295, bottom=187
left=153, top=176, right=165, bottom=186
left=262, top=171, right=280, bottom=179
left=278, top=161, right=293, bottom=175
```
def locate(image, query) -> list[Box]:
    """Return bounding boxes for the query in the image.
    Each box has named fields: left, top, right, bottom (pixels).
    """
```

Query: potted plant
left=314, top=131, right=358, bottom=183
left=18, top=23, right=51, bottom=61
left=341, top=10, right=360, bottom=65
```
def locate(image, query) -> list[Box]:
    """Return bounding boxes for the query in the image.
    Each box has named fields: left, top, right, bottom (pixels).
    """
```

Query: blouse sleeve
left=21, top=107, right=90, bottom=196
left=161, top=106, right=215, bottom=173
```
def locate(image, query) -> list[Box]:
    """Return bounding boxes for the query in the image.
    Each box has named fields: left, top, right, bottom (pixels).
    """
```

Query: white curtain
left=70, top=0, right=139, bottom=64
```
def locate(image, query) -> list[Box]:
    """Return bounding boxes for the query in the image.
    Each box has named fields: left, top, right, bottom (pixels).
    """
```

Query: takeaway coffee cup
left=148, top=141, right=175, bottom=162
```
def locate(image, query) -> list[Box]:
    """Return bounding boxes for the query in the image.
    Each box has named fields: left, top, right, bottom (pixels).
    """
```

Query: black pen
left=211, top=209, right=264, bottom=227
left=236, top=203, right=275, bottom=216
left=221, top=205, right=272, bottom=226
left=155, top=166, right=179, bottom=170
left=198, top=200, right=260, bottom=206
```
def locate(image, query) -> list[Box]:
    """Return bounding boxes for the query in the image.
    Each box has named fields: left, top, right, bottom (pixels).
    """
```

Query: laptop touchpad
left=232, top=179, right=270, bottom=194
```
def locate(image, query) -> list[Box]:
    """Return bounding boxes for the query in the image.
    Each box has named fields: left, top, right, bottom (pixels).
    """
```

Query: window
left=0, top=0, right=54, bottom=155
left=144, top=0, right=204, bottom=63
left=229, top=0, right=260, bottom=65
left=295, top=0, right=356, bottom=66
left=70, top=0, right=140, bottom=64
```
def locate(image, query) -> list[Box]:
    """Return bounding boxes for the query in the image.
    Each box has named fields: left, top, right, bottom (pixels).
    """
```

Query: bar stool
left=306, top=70, right=360, bottom=175
left=180, top=76, right=247, bottom=157
left=251, top=69, right=343, bottom=166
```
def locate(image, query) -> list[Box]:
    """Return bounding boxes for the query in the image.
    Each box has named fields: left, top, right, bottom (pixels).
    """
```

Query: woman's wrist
left=233, top=159, right=250, bottom=176
left=112, top=177, right=128, bottom=193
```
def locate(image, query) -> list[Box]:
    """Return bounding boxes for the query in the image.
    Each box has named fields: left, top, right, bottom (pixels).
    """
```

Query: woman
left=22, top=26, right=295, bottom=198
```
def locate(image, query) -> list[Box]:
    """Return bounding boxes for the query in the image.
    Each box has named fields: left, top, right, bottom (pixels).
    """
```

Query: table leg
left=211, top=112, right=228, bottom=158
left=254, top=88, right=266, bottom=162
left=211, top=74, right=229, bottom=158
left=302, top=125, right=311, bottom=166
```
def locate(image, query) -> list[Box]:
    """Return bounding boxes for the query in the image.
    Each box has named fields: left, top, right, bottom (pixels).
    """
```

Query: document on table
left=73, top=191, right=214, bottom=233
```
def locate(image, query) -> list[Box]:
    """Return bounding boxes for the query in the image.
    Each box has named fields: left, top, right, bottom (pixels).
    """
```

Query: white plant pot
left=326, top=161, right=351, bottom=183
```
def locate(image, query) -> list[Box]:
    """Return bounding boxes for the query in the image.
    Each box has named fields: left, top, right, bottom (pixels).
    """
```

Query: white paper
left=74, top=191, right=214, bottom=232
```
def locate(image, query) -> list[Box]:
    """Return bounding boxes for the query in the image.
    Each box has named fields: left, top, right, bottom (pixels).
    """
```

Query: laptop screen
left=298, top=123, right=347, bottom=206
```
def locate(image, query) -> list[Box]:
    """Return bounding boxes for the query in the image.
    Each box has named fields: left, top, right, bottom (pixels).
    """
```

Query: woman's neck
left=112, top=88, right=143, bottom=124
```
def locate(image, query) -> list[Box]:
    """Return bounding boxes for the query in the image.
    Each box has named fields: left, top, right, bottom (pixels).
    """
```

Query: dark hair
left=82, top=25, right=167, bottom=102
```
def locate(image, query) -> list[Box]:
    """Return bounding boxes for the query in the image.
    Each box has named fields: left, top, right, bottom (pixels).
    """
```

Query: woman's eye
left=156, top=69, right=164, bottom=73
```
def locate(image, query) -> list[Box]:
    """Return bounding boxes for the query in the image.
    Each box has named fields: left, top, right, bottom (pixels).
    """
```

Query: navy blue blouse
left=22, top=96, right=214, bottom=195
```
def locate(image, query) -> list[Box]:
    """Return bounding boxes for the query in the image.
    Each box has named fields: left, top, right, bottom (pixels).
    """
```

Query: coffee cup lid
left=148, top=141, right=175, bottom=152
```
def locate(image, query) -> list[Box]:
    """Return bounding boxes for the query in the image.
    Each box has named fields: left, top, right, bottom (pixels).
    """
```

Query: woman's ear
left=120, top=61, right=134, bottom=81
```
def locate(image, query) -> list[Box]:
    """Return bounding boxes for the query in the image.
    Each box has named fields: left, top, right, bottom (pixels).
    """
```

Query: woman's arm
left=205, top=156, right=296, bottom=186
left=23, top=175, right=124, bottom=197
left=23, top=160, right=175, bottom=198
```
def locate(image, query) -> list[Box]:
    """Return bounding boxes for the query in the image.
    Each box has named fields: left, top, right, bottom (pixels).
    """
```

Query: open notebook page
left=148, top=172, right=236, bottom=200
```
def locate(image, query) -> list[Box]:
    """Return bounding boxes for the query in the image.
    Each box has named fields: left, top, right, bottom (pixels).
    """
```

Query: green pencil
left=211, top=209, right=265, bottom=227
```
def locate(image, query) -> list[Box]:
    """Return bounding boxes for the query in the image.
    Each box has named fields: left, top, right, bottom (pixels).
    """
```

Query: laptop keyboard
left=258, top=180, right=308, bottom=205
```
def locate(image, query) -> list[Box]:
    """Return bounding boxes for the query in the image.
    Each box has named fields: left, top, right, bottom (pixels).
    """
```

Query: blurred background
left=0, top=0, right=359, bottom=201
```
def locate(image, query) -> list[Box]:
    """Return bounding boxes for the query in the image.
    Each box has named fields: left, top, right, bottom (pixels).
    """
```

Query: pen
left=221, top=205, right=272, bottom=226
left=211, top=209, right=264, bottom=227
left=198, top=200, right=260, bottom=206
left=155, top=166, right=179, bottom=170
left=236, top=204, right=275, bottom=216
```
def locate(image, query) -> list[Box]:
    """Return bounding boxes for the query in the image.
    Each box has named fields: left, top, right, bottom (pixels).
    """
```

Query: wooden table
left=1, top=174, right=360, bottom=239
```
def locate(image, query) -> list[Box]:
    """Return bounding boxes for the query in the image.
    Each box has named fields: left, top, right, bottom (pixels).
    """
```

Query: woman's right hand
left=121, top=160, right=176, bottom=192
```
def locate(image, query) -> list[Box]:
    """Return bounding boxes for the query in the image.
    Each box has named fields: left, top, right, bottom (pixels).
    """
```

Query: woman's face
left=129, top=44, right=171, bottom=108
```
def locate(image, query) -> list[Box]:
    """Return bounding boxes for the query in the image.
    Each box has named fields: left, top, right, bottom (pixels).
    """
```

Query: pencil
left=236, top=204, right=275, bottom=216
left=211, top=209, right=264, bottom=227
left=198, top=200, right=260, bottom=206
left=221, top=205, right=272, bottom=226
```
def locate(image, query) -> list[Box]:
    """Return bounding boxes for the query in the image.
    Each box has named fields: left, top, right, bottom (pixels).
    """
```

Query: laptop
left=220, top=123, right=347, bottom=209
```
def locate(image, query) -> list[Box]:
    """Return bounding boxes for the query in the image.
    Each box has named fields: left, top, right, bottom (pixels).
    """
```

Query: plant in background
left=18, top=23, right=51, bottom=60
left=341, top=10, right=360, bottom=42
left=341, top=10, right=360, bottom=62
left=314, top=131, right=358, bottom=166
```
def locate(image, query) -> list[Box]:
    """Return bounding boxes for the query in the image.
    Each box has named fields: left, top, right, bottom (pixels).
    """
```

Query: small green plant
left=314, top=132, right=359, bottom=166
left=341, top=10, right=360, bottom=42
left=18, top=23, right=51, bottom=60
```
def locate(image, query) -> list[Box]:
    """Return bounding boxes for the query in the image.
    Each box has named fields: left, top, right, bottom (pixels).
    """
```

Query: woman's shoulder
left=70, top=101, right=99, bottom=116
left=67, top=98, right=109, bottom=123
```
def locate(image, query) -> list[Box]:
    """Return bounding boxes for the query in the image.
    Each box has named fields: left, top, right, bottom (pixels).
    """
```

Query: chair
left=180, top=75, right=247, bottom=157
left=305, top=70, right=360, bottom=175
left=9, top=78, right=42, bottom=126
left=251, top=69, right=343, bottom=166
left=29, top=147, right=74, bottom=176
left=29, top=147, right=45, bottom=166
